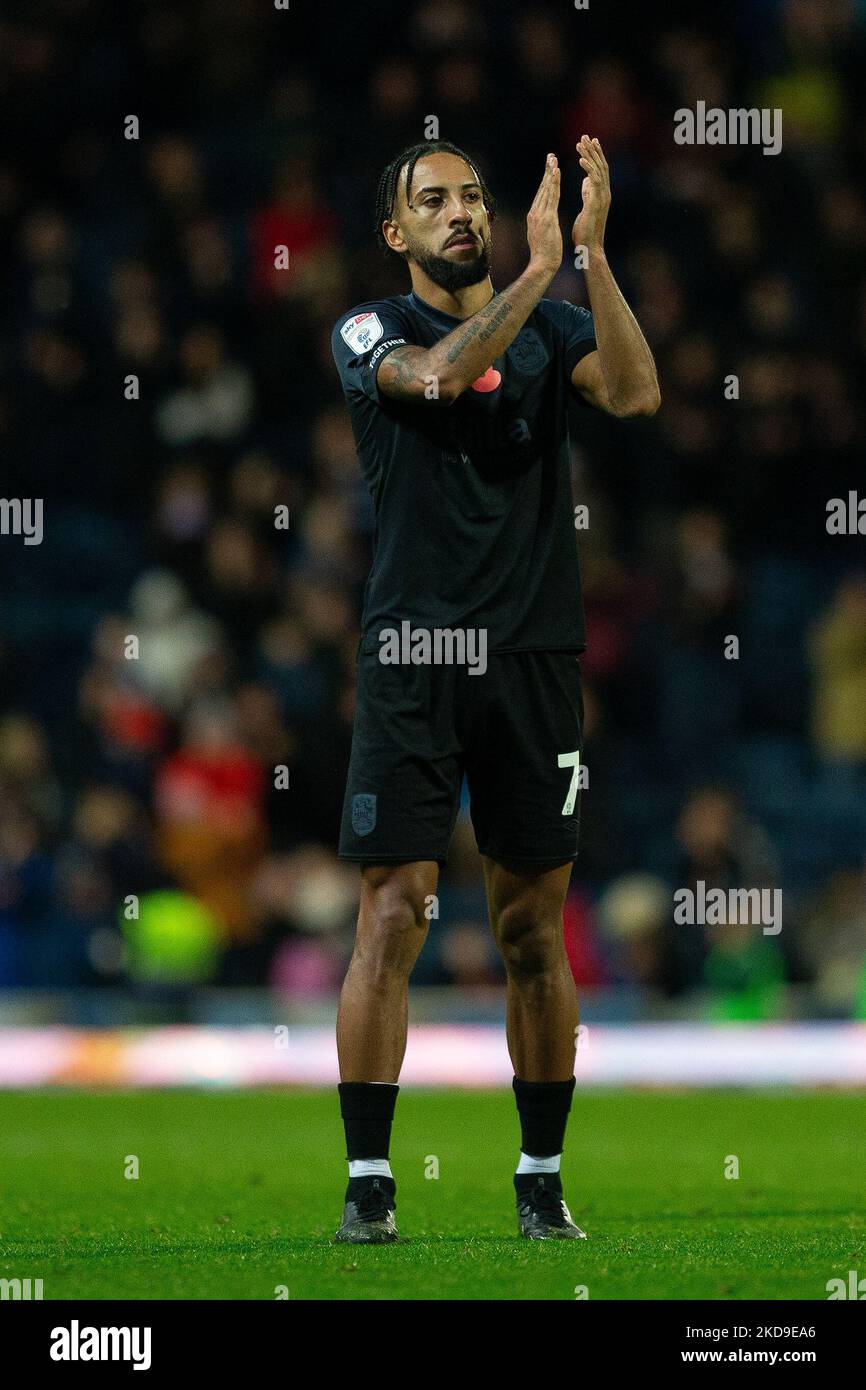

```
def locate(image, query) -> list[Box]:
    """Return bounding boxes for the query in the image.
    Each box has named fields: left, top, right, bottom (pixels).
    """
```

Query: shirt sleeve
left=331, top=302, right=413, bottom=403
left=559, top=300, right=598, bottom=384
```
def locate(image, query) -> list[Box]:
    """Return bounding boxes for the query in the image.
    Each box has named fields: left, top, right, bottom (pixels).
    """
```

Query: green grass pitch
left=0, top=1088, right=862, bottom=1300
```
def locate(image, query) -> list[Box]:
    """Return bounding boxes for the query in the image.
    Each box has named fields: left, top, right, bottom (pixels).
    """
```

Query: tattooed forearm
left=477, top=299, right=516, bottom=343
left=377, top=261, right=554, bottom=405
left=445, top=299, right=515, bottom=364
left=444, top=321, right=483, bottom=364
left=389, top=347, right=424, bottom=386
left=376, top=344, right=431, bottom=401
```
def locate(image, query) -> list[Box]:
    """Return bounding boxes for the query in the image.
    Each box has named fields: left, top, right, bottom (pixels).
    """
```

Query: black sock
left=512, top=1077, right=576, bottom=1158
left=338, top=1081, right=399, bottom=1160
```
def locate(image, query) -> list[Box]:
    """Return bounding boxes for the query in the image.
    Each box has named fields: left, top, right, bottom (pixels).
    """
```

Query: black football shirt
left=331, top=289, right=597, bottom=653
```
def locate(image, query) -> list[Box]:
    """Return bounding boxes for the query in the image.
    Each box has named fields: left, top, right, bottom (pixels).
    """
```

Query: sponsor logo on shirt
left=340, top=311, right=384, bottom=355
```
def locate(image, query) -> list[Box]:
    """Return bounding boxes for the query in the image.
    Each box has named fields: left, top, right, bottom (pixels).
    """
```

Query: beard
left=407, top=237, right=491, bottom=292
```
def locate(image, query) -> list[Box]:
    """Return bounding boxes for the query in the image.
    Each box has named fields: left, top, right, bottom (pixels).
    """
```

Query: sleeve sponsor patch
left=340, top=311, right=384, bottom=355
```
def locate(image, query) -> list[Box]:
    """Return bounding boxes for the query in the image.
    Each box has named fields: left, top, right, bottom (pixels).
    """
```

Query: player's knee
left=357, top=882, right=429, bottom=980
left=494, top=900, right=562, bottom=979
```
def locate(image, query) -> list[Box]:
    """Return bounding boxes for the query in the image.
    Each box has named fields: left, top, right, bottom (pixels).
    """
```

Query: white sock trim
left=348, top=1158, right=393, bottom=1179
left=516, top=1151, right=561, bottom=1175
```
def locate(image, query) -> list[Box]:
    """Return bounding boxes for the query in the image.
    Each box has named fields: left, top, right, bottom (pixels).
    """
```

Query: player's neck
left=408, top=271, right=495, bottom=320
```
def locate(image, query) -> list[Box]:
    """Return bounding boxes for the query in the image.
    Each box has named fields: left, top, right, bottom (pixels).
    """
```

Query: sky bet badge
left=340, top=312, right=383, bottom=355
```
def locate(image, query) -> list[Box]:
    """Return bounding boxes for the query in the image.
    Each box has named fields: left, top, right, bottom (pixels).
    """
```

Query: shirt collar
left=407, top=289, right=496, bottom=327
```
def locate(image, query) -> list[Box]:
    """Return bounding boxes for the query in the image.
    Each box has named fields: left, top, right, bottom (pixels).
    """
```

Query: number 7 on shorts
left=557, top=749, right=581, bottom=816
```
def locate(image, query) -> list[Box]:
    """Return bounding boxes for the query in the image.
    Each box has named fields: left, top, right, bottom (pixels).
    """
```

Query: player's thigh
left=339, top=648, right=462, bottom=865
left=465, top=650, right=584, bottom=865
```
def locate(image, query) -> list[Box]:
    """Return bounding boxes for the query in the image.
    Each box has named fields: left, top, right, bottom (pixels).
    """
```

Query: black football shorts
left=339, top=643, right=585, bottom=867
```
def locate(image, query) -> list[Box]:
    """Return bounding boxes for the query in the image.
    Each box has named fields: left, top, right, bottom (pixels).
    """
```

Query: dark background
left=0, top=0, right=865, bottom=1017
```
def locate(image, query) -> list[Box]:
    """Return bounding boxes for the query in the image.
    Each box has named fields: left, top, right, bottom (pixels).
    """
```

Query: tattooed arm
left=378, top=154, right=564, bottom=405
left=377, top=273, right=548, bottom=404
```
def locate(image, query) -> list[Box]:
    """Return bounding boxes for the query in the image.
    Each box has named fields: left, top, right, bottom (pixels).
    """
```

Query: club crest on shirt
left=351, top=793, right=377, bottom=836
left=508, top=326, right=549, bottom=376
left=340, top=312, right=384, bottom=355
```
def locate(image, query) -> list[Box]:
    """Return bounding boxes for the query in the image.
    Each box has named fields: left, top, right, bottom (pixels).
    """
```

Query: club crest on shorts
left=340, top=312, right=383, bottom=355
left=351, top=793, right=377, bottom=836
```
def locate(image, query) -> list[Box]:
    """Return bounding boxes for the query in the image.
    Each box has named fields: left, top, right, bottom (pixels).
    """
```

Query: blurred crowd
left=1, top=0, right=865, bottom=1017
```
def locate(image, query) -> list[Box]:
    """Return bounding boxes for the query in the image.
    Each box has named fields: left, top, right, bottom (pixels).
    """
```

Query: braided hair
left=374, top=140, right=495, bottom=254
